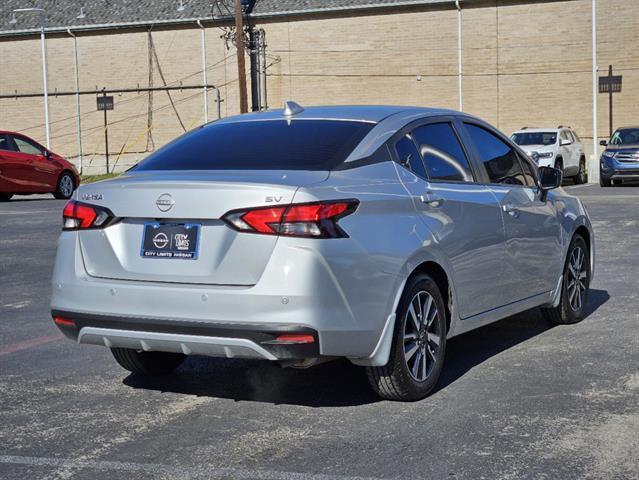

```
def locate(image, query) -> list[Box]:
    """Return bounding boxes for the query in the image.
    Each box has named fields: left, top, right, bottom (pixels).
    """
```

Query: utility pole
left=234, top=0, right=248, bottom=113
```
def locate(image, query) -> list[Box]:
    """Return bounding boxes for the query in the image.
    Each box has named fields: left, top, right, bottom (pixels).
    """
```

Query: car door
left=392, top=119, right=508, bottom=319
left=559, top=129, right=577, bottom=172
left=0, top=134, right=33, bottom=192
left=462, top=122, right=562, bottom=302
left=10, top=134, right=58, bottom=190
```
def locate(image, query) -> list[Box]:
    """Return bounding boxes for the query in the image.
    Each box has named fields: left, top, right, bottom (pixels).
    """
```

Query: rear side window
left=0, top=134, right=16, bottom=152
left=395, top=134, right=427, bottom=179
left=411, top=123, right=474, bottom=182
left=465, top=124, right=527, bottom=186
left=133, top=119, right=374, bottom=171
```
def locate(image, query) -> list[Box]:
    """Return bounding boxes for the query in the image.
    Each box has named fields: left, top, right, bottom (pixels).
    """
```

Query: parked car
left=0, top=131, right=79, bottom=201
left=599, top=126, right=639, bottom=187
left=511, top=126, right=587, bottom=184
left=50, top=104, right=594, bottom=401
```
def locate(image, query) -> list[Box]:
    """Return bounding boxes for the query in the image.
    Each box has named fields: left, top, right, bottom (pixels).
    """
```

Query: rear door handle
left=420, top=192, right=444, bottom=207
left=502, top=202, right=519, bottom=217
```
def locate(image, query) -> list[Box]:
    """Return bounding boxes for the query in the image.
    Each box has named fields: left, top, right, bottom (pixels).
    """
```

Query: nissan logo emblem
left=156, top=193, right=175, bottom=212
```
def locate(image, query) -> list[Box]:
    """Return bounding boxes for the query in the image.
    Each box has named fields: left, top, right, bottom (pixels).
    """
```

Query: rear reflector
left=53, top=316, right=76, bottom=328
left=273, top=334, right=315, bottom=344
left=222, top=199, right=358, bottom=238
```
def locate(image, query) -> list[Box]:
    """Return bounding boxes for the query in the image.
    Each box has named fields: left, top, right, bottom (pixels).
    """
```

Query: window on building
left=411, top=123, right=474, bottom=182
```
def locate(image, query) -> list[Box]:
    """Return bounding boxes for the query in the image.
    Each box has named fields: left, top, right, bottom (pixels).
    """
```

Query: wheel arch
left=349, top=258, right=455, bottom=368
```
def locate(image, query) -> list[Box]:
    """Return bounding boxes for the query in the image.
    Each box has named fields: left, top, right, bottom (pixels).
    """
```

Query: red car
left=0, top=130, right=80, bottom=201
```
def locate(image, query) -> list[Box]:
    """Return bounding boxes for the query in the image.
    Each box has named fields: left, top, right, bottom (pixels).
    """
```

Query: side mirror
left=539, top=166, right=562, bottom=191
left=599, top=140, right=608, bottom=146
left=560, top=138, right=572, bottom=146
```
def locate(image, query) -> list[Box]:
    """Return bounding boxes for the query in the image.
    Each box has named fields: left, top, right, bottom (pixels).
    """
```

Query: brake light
left=62, top=200, right=114, bottom=231
left=222, top=200, right=358, bottom=238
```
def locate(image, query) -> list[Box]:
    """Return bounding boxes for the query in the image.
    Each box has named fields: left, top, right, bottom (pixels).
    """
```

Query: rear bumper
left=52, top=309, right=319, bottom=360
left=51, top=232, right=398, bottom=359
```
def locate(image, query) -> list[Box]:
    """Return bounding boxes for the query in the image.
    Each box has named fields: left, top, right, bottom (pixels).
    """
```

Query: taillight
left=222, top=199, right=358, bottom=238
left=62, top=200, right=114, bottom=231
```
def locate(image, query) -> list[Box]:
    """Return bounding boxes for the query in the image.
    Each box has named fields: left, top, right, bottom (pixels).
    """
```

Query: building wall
left=0, top=0, right=637, bottom=170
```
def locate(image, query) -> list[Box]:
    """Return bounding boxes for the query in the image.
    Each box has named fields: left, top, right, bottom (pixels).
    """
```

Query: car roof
left=512, top=128, right=562, bottom=133
left=212, top=104, right=460, bottom=125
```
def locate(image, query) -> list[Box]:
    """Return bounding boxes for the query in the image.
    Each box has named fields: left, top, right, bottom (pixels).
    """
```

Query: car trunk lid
left=77, top=170, right=328, bottom=285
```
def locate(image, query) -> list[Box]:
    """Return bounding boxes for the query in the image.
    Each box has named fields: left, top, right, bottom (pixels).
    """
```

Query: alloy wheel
left=403, top=291, right=441, bottom=382
left=60, top=175, right=74, bottom=197
left=567, top=245, right=587, bottom=311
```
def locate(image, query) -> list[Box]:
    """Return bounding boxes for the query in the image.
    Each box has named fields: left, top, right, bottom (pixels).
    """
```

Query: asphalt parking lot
left=0, top=183, right=638, bottom=480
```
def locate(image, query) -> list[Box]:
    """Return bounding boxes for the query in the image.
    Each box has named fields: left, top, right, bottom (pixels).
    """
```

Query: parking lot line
left=0, top=334, right=63, bottom=356
left=0, top=455, right=383, bottom=480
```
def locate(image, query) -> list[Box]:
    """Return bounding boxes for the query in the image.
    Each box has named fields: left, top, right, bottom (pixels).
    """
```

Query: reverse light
left=62, top=200, right=114, bottom=231
left=222, top=200, right=359, bottom=238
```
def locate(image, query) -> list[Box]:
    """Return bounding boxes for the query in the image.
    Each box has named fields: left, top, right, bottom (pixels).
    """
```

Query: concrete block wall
left=1, top=0, right=637, bottom=175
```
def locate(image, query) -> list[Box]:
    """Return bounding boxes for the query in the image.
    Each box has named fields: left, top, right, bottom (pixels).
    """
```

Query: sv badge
left=265, top=196, right=283, bottom=203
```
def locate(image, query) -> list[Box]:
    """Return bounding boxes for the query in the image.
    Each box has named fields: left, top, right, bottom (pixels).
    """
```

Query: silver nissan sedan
left=51, top=103, right=594, bottom=401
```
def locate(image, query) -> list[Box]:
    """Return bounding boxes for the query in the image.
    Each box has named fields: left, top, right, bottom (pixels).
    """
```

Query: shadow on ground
left=123, top=289, right=609, bottom=407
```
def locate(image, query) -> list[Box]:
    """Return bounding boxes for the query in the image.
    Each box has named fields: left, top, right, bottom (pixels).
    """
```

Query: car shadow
left=435, top=288, right=609, bottom=393
left=123, top=289, right=609, bottom=407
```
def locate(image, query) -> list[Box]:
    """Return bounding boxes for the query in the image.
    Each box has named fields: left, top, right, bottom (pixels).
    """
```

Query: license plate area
left=141, top=222, right=200, bottom=259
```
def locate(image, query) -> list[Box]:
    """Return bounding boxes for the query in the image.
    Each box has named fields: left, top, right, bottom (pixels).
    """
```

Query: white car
left=511, top=127, right=587, bottom=184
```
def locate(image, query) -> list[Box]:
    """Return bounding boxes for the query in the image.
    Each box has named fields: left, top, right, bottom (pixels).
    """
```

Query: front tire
left=541, top=235, right=590, bottom=325
left=600, top=176, right=611, bottom=187
left=111, top=348, right=186, bottom=375
left=555, top=157, right=564, bottom=175
left=574, top=158, right=587, bottom=184
left=53, top=172, right=75, bottom=199
left=366, top=274, right=447, bottom=401
left=0, top=193, right=13, bottom=201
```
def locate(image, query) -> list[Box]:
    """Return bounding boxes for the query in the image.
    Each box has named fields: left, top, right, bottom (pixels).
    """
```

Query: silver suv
left=511, top=126, right=587, bottom=184
left=51, top=105, right=594, bottom=401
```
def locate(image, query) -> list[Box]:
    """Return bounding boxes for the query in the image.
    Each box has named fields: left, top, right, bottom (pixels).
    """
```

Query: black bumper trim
left=51, top=310, right=320, bottom=360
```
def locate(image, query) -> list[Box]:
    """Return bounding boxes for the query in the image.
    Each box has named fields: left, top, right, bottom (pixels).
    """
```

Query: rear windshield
left=132, top=119, right=374, bottom=171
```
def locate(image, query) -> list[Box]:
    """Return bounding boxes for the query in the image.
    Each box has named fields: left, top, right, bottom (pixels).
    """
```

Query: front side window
left=395, top=134, right=427, bottom=179
left=12, top=136, right=43, bottom=156
left=465, top=124, right=526, bottom=186
left=411, top=123, right=473, bottom=182
left=518, top=154, right=537, bottom=187
left=133, top=119, right=374, bottom=171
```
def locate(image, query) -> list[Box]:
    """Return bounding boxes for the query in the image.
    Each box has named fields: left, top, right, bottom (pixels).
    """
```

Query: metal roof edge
left=0, top=0, right=459, bottom=38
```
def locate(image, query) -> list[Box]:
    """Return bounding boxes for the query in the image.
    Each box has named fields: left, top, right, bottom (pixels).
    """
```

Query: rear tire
left=0, top=193, right=13, bottom=201
left=541, top=235, right=590, bottom=325
left=53, top=171, right=75, bottom=199
left=111, top=348, right=185, bottom=375
left=366, top=274, right=447, bottom=401
left=574, top=158, right=587, bottom=184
